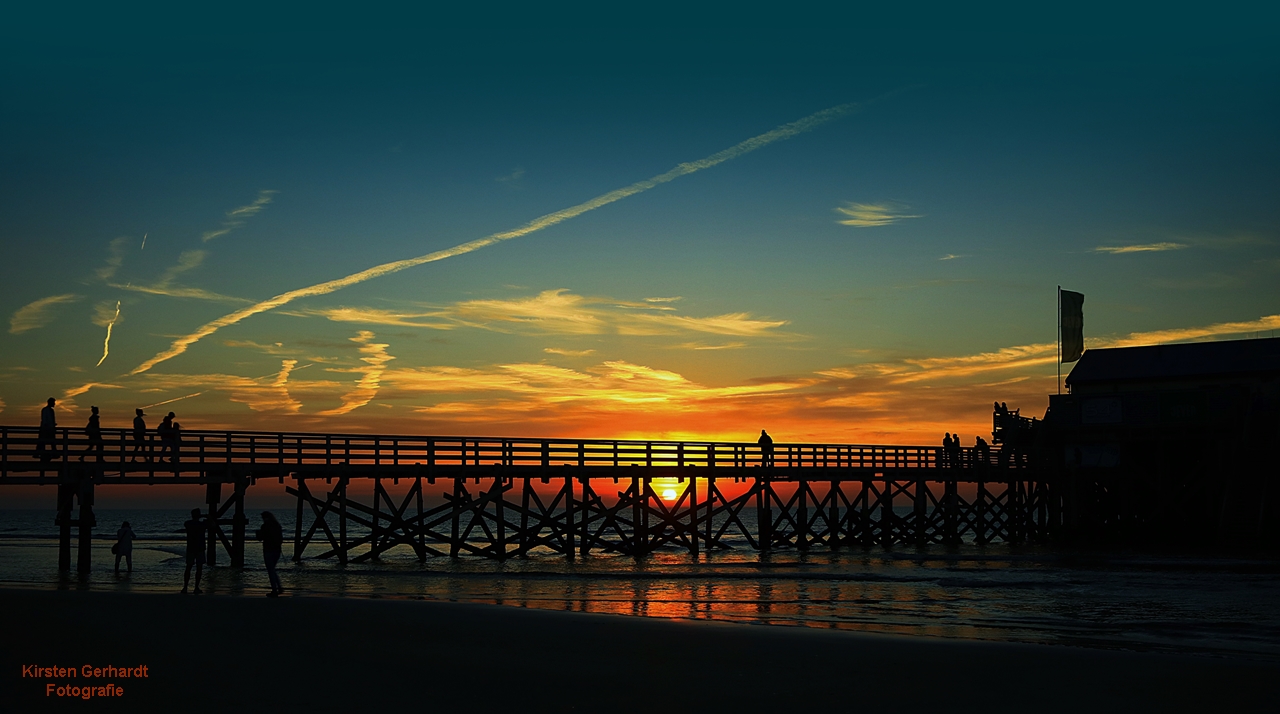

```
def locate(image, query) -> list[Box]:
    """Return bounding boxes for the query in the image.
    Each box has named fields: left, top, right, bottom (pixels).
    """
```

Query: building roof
left=1065, top=337, right=1280, bottom=386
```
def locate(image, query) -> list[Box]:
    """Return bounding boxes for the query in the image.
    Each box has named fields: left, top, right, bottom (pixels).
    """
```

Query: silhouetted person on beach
left=182, top=508, right=205, bottom=594
left=114, top=520, right=135, bottom=574
left=130, top=408, right=149, bottom=463
left=758, top=430, right=774, bottom=467
left=257, top=512, right=285, bottom=597
left=157, top=413, right=176, bottom=463
left=37, top=397, right=57, bottom=463
left=80, top=406, right=103, bottom=462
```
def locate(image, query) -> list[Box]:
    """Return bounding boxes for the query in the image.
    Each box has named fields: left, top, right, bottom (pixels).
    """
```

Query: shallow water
left=3, top=508, right=1278, bottom=661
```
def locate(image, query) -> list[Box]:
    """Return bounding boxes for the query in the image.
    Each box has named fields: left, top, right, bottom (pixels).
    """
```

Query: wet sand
left=2, top=588, right=1276, bottom=713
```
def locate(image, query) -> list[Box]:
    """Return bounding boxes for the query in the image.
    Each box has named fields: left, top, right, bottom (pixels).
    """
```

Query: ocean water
left=2, top=508, right=1277, bottom=661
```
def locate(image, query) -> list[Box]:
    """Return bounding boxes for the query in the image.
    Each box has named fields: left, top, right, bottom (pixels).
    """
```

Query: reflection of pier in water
left=0, top=427, right=1053, bottom=573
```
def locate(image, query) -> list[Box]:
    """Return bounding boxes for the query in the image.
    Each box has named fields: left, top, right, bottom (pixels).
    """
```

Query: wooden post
left=880, top=479, right=894, bottom=547
left=416, top=476, right=425, bottom=562
left=564, top=474, right=575, bottom=558
left=757, top=474, right=771, bottom=550
left=829, top=480, right=840, bottom=548
left=631, top=470, right=642, bottom=556
left=797, top=478, right=809, bottom=551
left=976, top=481, right=988, bottom=545
left=915, top=479, right=928, bottom=546
left=231, top=473, right=246, bottom=568
left=76, top=468, right=95, bottom=575
left=372, top=476, right=382, bottom=560
left=690, top=472, right=699, bottom=557
left=945, top=480, right=958, bottom=544
left=205, top=480, right=220, bottom=566
left=293, top=477, right=305, bottom=562
left=495, top=474, right=506, bottom=559
left=450, top=477, right=463, bottom=557
left=57, top=479, right=74, bottom=572
left=520, top=477, right=531, bottom=556
left=338, top=477, right=348, bottom=564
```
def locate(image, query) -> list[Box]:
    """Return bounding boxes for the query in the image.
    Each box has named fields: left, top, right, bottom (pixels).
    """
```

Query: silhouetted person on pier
left=941, top=433, right=953, bottom=468
left=130, top=408, right=149, bottom=463
left=114, top=520, right=135, bottom=574
left=974, top=436, right=990, bottom=468
left=169, top=414, right=182, bottom=464
left=37, top=397, right=57, bottom=463
left=758, top=430, right=774, bottom=467
left=182, top=508, right=205, bottom=594
left=79, top=406, right=103, bottom=462
left=157, top=413, right=176, bottom=463
left=257, top=512, right=285, bottom=597
left=949, top=433, right=963, bottom=468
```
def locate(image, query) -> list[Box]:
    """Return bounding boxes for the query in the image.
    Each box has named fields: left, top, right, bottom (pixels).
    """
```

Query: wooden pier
left=0, top=425, right=1056, bottom=572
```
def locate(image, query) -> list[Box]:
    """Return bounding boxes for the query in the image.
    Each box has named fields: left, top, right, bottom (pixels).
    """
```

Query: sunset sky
left=2, top=10, right=1278, bottom=446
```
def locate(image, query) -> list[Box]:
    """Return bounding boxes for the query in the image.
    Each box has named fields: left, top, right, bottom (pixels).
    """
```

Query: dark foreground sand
left=2, top=588, right=1276, bottom=713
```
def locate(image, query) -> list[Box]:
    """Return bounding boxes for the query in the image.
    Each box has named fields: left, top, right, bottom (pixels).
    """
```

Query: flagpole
left=1057, top=285, right=1061, bottom=395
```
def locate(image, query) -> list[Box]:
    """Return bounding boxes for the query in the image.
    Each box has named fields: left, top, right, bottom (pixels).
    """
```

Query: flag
left=1060, top=289, right=1084, bottom=362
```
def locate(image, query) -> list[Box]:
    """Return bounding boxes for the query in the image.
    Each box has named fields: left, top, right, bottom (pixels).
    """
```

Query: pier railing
left=0, top=425, right=1011, bottom=475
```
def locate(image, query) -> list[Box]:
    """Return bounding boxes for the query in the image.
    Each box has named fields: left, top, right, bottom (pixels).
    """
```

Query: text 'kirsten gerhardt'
left=22, top=664, right=149, bottom=699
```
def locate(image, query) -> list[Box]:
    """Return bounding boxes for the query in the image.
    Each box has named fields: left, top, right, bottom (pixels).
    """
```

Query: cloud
left=317, top=332, right=396, bottom=416
left=835, top=202, right=921, bottom=227
left=673, top=342, right=747, bottom=350
left=1093, top=242, right=1188, bottom=254
left=130, top=103, right=859, bottom=375
left=9, top=294, right=81, bottom=334
left=418, top=289, right=790, bottom=338
left=140, top=360, right=304, bottom=413
left=939, top=254, right=968, bottom=261
left=644, top=296, right=683, bottom=304
left=544, top=348, right=596, bottom=356
left=496, top=167, right=525, bottom=183
left=203, top=190, right=277, bottom=242
left=95, top=237, right=134, bottom=280
left=302, top=307, right=455, bottom=330
left=110, top=282, right=252, bottom=304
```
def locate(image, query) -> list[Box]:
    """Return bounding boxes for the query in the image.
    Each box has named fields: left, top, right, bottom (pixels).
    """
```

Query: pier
left=0, top=425, right=1054, bottom=572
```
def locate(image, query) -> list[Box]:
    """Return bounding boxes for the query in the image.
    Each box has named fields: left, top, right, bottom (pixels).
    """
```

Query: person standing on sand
left=80, top=406, right=103, bottom=462
left=758, top=429, right=774, bottom=467
left=114, top=520, right=136, bottom=573
left=130, top=408, right=149, bottom=463
left=256, top=512, right=285, bottom=597
left=182, top=509, right=205, bottom=594
left=37, top=397, right=57, bottom=463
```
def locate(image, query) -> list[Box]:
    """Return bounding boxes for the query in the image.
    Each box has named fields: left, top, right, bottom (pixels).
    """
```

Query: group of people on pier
left=34, top=397, right=184, bottom=464
left=940, top=432, right=992, bottom=468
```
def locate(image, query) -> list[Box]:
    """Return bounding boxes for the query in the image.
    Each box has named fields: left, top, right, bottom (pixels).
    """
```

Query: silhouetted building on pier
left=1044, top=337, right=1280, bottom=544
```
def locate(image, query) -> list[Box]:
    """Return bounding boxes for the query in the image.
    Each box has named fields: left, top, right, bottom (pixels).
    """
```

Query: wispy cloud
left=9, top=294, right=81, bottom=334
left=673, top=342, right=748, bottom=350
left=939, top=254, right=968, bottom=261
left=203, top=190, right=277, bottom=242
left=130, top=103, right=859, bottom=375
left=302, top=307, right=455, bottom=330
left=544, top=348, right=596, bottom=357
left=95, top=237, right=134, bottom=280
left=835, top=202, right=921, bottom=227
left=109, top=248, right=254, bottom=304
left=140, top=360, right=305, bottom=413
left=93, top=301, right=122, bottom=367
left=1093, top=242, right=1188, bottom=254
left=348, top=289, right=792, bottom=338
left=496, top=167, right=525, bottom=184
left=317, top=332, right=395, bottom=416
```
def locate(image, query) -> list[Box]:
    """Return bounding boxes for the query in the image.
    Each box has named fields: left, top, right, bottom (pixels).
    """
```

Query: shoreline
left=3, top=588, right=1278, bottom=713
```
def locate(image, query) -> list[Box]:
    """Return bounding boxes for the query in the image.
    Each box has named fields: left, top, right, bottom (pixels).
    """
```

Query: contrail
left=96, top=301, right=121, bottom=367
left=130, top=103, right=860, bottom=375
left=140, top=391, right=204, bottom=410
left=140, top=233, right=147, bottom=250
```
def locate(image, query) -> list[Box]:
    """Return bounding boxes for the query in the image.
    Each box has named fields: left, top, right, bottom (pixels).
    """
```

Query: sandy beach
left=2, top=588, right=1276, bottom=713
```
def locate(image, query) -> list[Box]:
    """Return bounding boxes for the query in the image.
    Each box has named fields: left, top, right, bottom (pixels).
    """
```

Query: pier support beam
left=77, top=468, right=95, bottom=575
